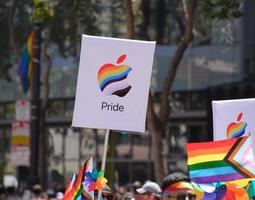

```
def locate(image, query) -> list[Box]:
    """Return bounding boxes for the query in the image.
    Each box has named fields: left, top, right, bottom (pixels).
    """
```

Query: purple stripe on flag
left=192, top=173, right=244, bottom=183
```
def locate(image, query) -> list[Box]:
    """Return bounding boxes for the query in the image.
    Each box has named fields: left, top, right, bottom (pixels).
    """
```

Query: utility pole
left=29, top=20, right=41, bottom=184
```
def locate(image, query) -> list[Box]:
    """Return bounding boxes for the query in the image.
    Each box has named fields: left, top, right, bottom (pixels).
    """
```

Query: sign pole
left=98, top=129, right=110, bottom=200
left=30, top=20, right=41, bottom=182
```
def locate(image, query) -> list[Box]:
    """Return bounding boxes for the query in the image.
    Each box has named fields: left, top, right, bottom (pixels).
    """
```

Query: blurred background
left=0, top=0, right=254, bottom=192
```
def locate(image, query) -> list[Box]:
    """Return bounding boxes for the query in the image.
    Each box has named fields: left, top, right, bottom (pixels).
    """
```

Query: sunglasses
left=176, top=194, right=196, bottom=200
left=102, top=194, right=113, bottom=200
left=165, top=194, right=196, bottom=200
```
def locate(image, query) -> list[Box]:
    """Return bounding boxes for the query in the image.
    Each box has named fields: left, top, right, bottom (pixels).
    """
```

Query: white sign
left=11, top=121, right=30, bottom=146
left=12, top=121, right=30, bottom=136
left=212, top=98, right=255, bottom=141
left=72, top=35, right=156, bottom=133
left=15, top=100, right=30, bottom=121
left=10, top=146, right=30, bottom=166
left=11, top=121, right=30, bottom=166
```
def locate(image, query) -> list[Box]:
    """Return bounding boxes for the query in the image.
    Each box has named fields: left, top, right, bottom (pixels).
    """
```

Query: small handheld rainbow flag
left=186, top=136, right=255, bottom=183
left=62, top=161, right=86, bottom=200
left=63, top=157, right=108, bottom=200
left=18, top=31, right=35, bottom=93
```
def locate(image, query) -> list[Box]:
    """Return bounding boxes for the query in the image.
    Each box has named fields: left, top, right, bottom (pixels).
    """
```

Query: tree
left=34, top=0, right=100, bottom=185
left=148, top=0, right=197, bottom=183
left=125, top=0, right=242, bottom=184
left=149, top=0, right=241, bottom=184
left=0, top=0, right=100, bottom=185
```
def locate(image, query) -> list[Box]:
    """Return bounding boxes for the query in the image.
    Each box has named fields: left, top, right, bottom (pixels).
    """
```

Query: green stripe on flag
left=189, top=160, right=229, bottom=171
left=74, top=188, right=83, bottom=199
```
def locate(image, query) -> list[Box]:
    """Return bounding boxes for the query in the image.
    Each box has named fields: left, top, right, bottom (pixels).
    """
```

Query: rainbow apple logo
left=226, top=112, right=247, bottom=139
left=97, top=54, right=132, bottom=97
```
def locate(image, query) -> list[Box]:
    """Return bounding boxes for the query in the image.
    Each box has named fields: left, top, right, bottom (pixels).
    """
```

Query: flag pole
left=98, top=129, right=110, bottom=200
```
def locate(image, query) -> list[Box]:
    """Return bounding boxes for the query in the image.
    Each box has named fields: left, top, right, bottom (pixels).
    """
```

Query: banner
left=72, top=35, right=156, bottom=132
left=212, top=98, right=255, bottom=141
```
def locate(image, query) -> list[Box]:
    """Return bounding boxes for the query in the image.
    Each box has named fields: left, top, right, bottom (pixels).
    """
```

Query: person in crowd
left=161, top=172, right=196, bottom=200
left=46, top=188, right=56, bottom=200
left=6, top=186, right=21, bottom=200
left=102, top=184, right=114, bottom=200
left=31, top=184, right=43, bottom=200
left=123, top=192, right=135, bottom=200
left=0, top=185, right=5, bottom=200
left=132, top=181, right=142, bottom=200
left=39, top=192, right=48, bottom=200
left=55, top=192, right=63, bottom=200
left=136, top=181, right=162, bottom=200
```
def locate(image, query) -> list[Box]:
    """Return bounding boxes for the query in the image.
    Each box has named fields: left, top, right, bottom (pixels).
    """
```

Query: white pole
left=98, top=129, right=110, bottom=200
left=101, top=129, right=110, bottom=171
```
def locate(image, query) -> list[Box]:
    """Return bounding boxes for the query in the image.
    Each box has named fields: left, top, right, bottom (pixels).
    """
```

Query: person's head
left=46, top=188, right=55, bottom=197
left=136, top=181, right=161, bottom=200
left=56, top=192, right=64, bottom=200
left=123, top=192, right=135, bottom=200
left=161, top=172, right=196, bottom=200
left=40, top=192, right=48, bottom=200
left=102, top=184, right=114, bottom=200
left=32, top=184, right=43, bottom=197
left=0, top=185, right=5, bottom=195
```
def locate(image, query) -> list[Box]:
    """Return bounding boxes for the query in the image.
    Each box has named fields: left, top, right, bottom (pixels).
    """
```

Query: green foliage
left=50, top=0, right=100, bottom=57
left=201, top=0, right=242, bottom=20
left=32, top=0, right=54, bottom=22
left=0, top=0, right=101, bottom=82
left=0, top=64, right=12, bottom=82
left=0, top=0, right=243, bottom=83
left=0, top=0, right=31, bottom=82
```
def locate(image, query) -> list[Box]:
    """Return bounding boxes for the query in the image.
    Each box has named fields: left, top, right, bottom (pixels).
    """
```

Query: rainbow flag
left=82, top=157, right=94, bottom=199
left=64, top=174, right=76, bottom=194
left=18, top=31, right=35, bottom=93
left=63, top=157, right=97, bottom=200
left=247, top=180, right=255, bottom=199
left=62, top=162, right=85, bottom=200
left=186, top=136, right=255, bottom=183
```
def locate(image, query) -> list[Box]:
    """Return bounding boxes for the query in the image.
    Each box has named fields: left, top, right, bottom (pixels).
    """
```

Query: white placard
left=12, top=121, right=30, bottom=136
left=72, top=35, right=156, bottom=133
left=15, top=100, right=30, bottom=121
left=10, top=146, right=30, bottom=166
left=212, top=98, right=255, bottom=141
left=11, top=121, right=30, bottom=166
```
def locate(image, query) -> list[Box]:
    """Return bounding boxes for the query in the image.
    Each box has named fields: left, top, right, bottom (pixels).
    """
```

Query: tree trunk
left=148, top=0, right=197, bottom=184
left=38, top=18, right=54, bottom=186
left=8, top=0, right=20, bottom=59
left=147, top=93, right=164, bottom=184
left=160, top=0, right=196, bottom=128
left=156, top=0, right=166, bottom=44
left=125, top=0, right=134, bottom=38
left=139, top=0, right=150, bottom=40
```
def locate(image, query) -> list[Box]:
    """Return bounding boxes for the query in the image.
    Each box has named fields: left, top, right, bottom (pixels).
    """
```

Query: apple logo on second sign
left=97, top=54, right=132, bottom=97
left=226, top=112, right=247, bottom=139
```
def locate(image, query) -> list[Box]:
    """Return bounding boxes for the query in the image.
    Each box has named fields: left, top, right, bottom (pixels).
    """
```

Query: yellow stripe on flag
left=188, top=153, right=226, bottom=165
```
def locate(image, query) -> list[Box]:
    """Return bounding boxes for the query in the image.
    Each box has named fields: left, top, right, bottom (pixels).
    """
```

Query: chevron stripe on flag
left=187, top=136, right=255, bottom=183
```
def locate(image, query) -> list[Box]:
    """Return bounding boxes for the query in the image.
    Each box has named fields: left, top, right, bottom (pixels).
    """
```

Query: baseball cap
left=136, top=181, right=162, bottom=195
left=56, top=192, right=64, bottom=199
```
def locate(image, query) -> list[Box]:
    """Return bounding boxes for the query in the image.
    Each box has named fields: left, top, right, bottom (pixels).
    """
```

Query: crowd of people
left=103, top=172, right=196, bottom=200
left=0, top=172, right=196, bottom=199
left=0, top=184, right=64, bottom=200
